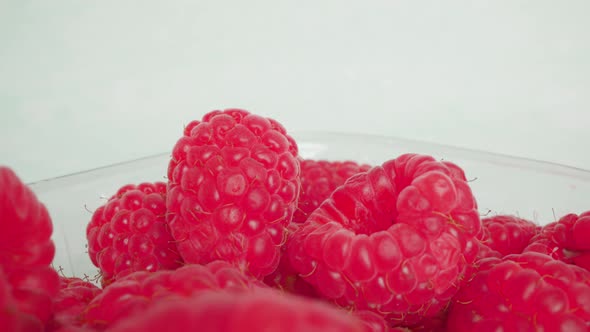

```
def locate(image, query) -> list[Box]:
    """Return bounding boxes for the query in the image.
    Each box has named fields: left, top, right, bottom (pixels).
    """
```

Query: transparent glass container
left=28, top=132, right=590, bottom=279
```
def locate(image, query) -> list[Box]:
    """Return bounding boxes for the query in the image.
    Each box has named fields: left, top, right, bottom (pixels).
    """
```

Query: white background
left=1, top=0, right=589, bottom=183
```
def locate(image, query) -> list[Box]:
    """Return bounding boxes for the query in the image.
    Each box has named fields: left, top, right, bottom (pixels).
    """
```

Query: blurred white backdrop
left=1, top=0, right=589, bottom=183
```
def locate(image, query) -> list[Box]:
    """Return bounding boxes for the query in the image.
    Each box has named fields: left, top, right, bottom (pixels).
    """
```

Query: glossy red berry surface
left=13, top=109, right=590, bottom=331
left=167, top=109, right=301, bottom=278
left=47, top=277, right=102, bottom=331
left=0, top=167, right=60, bottom=327
left=288, top=154, right=481, bottom=327
left=267, top=158, right=371, bottom=296
left=356, top=310, right=393, bottom=332
left=525, top=211, right=590, bottom=272
left=479, top=215, right=538, bottom=257
left=447, top=252, right=590, bottom=331
left=1, top=267, right=44, bottom=332
left=52, top=327, right=96, bottom=332
left=86, top=182, right=182, bottom=286
left=84, top=261, right=263, bottom=329
left=263, top=223, right=318, bottom=297
left=109, top=288, right=364, bottom=332
left=294, top=160, right=370, bottom=223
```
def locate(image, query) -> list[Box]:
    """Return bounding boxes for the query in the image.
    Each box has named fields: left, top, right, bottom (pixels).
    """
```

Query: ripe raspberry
left=404, top=315, right=448, bottom=332
left=0, top=167, right=60, bottom=326
left=263, top=223, right=318, bottom=297
left=167, top=109, right=301, bottom=278
left=86, top=182, right=182, bottom=286
left=357, top=305, right=448, bottom=332
left=109, top=288, right=364, bottom=332
left=287, top=154, right=481, bottom=327
left=53, top=327, right=96, bottom=332
left=356, top=310, right=395, bottom=332
left=447, top=252, right=590, bottom=331
left=47, top=277, right=102, bottom=331
left=1, top=267, right=44, bottom=332
left=478, top=215, right=538, bottom=257
left=294, top=160, right=371, bottom=223
left=84, top=261, right=263, bottom=329
left=525, top=211, right=590, bottom=271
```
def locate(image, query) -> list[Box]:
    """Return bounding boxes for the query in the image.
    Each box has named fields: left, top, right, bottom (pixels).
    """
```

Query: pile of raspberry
left=2, top=108, right=590, bottom=332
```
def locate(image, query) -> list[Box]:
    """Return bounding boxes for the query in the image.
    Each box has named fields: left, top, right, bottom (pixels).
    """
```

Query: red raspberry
left=47, top=277, right=102, bottom=331
left=287, top=154, right=481, bottom=327
left=167, top=109, right=301, bottom=278
left=525, top=211, right=590, bottom=271
left=294, top=160, right=371, bottom=223
left=447, top=252, right=590, bottom=331
left=108, top=288, right=364, bottom=332
left=86, top=182, right=182, bottom=286
left=404, top=315, right=448, bottom=332
left=0, top=167, right=60, bottom=326
left=1, top=267, right=45, bottom=332
left=356, top=310, right=396, bottom=332
left=263, top=223, right=318, bottom=297
left=357, top=304, right=448, bottom=332
left=53, top=327, right=96, bottom=332
left=478, top=215, right=538, bottom=257
left=264, top=161, right=372, bottom=299
left=84, top=261, right=263, bottom=329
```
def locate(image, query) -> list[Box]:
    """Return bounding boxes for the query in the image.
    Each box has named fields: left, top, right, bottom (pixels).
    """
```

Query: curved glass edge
left=30, top=131, right=590, bottom=278
left=29, top=131, right=590, bottom=192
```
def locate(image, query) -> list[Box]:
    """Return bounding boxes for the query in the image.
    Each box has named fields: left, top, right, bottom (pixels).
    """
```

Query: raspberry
left=525, top=211, right=590, bottom=271
left=294, top=160, right=371, bottom=223
left=47, top=277, right=102, bottom=331
left=167, top=109, right=301, bottom=278
left=287, top=154, right=481, bottom=326
left=84, top=261, right=263, bottom=329
left=263, top=223, right=318, bottom=297
left=478, top=215, right=538, bottom=257
left=447, top=252, right=590, bottom=331
left=108, top=288, right=364, bottom=332
left=357, top=307, right=447, bottom=332
left=53, top=327, right=96, bottom=332
left=86, top=182, right=182, bottom=286
left=356, top=310, right=395, bottom=332
left=1, top=267, right=44, bottom=332
left=404, top=315, right=448, bottom=332
left=0, top=167, right=60, bottom=326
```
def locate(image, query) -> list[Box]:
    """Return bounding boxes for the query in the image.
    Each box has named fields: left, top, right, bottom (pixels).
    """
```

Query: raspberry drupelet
left=478, top=214, right=538, bottom=258
left=295, top=159, right=371, bottom=223
left=47, top=277, right=102, bottom=331
left=525, top=210, right=590, bottom=272
left=0, top=167, right=60, bottom=328
left=84, top=261, right=264, bottom=329
left=86, top=182, right=182, bottom=286
left=447, top=252, right=590, bottom=331
left=167, top=109, right=301, bottom=278
left=108, top=288, right=364, bottom=332
left=287, top=154, right=482, bottom=327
